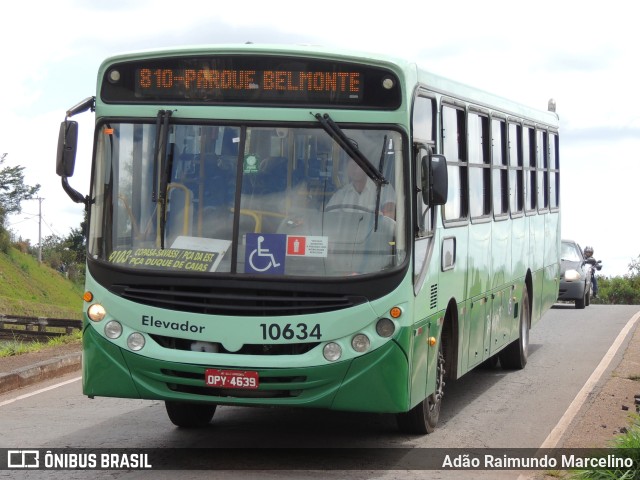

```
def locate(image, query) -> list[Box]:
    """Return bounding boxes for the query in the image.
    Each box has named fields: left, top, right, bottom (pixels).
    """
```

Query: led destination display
left=101, top=55, right=401, bottom=108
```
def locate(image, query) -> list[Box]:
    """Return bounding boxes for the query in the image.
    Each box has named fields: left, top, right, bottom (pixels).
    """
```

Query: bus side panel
left=438, top=225, right=469, bottom=377
left=491, top=219, right=511, bottom=289
left=511, top=216, right=528, bottom=281
left=467, top=223, right=491, bottom=299
left=468, top=295, right=488, bottom=369
left=489, top=218, right=513, bottom=356
left=529, top=214, right=546, bottom=323
left=465, top=221, right=490, bottom=370
left=407, top=317, right=429, bottom=407
left=539, top=212, right=561, bottom=322
left=489, top=285, right=513, bottom=355
left=438, top=226, right=468, bottom=310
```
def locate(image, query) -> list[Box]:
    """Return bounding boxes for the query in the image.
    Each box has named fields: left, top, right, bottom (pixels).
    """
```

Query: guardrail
left=0, top=314, right=82, bottom=340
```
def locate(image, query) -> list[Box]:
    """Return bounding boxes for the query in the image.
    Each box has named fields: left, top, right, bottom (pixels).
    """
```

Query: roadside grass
left=570, top=414, right=640, bottom=479
left=0, top=330, right=82, bottom=358
left=0, top=246, right=83, bottom=320
left=1, top=246, right=83, bottom=358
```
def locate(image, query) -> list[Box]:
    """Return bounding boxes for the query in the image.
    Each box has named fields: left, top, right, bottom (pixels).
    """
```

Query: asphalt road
left=1, top=304, right=638, bottom=479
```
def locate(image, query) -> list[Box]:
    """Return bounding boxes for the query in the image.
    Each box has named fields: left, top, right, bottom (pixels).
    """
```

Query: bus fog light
left=127, top=332, right=145, bottom=351
left=87, top=303, right=106, bottom=322
left=376, top=318, right=395, bottom=338
left=323, top=342, right=342, bottom=362
left=104, top=320, right=122, bottom=339
left=351, top=334, right=370, bottom=353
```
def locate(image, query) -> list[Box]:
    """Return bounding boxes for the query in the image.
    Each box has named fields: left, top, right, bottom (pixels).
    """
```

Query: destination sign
left=136, top=68, right=362, bottom=98
left=100, top=55, right=401, bottom=108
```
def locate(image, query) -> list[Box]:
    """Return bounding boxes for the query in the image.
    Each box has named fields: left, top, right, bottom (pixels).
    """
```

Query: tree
left=0, top=152, right=41, bottom=225
left=628, top=255, right=640, bottom=277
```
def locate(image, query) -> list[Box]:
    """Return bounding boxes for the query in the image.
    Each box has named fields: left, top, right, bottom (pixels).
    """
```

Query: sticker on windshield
left=286, top=236, right=328, bottom=257
left=243, top=154, right=259, bottom=174
left=245, top=233, right=286, bottom=274
left=108, top=236, right=230, bottom=273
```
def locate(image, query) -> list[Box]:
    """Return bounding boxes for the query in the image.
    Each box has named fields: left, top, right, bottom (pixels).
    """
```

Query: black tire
left=480, top=354, right=499, bottom=369
left=396, top=343, right=445, bottom=434
left=575, top=293, right=586, bottom=309
left=499, top=288, right=530, bottom=370
left=585, top=290, right=591, bottom=307
left=165, top=401, right=216, bottom=428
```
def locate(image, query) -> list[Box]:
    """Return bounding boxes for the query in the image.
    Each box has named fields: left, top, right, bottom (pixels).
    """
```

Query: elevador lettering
left=142, top=315, right=205, bottom=334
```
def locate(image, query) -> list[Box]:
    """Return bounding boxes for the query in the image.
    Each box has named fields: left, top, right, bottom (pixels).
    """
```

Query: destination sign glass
left=100, top=55, right=401, bottom=108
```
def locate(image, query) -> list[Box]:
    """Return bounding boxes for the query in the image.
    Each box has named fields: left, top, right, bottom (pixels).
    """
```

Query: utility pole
left=37, top=197, right=44, bottom=263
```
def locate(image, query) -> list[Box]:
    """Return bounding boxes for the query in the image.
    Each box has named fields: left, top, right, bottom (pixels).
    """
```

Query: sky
left=1, top=0, right=639, bottom=277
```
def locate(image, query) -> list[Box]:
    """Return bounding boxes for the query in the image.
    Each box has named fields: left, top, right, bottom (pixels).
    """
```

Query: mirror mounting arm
left=61, top=177, right=88, bottom=207
left=66, top=97, right=95, bottom=118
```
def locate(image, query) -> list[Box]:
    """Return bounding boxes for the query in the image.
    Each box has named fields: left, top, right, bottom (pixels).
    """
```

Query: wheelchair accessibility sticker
left=245, top=233, right=286, bottom=274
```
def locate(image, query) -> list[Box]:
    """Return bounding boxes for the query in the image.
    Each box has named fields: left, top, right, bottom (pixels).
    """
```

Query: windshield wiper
left=312, top=112, right=388, bottom=186
left=152, top=110, right=173, bottom=249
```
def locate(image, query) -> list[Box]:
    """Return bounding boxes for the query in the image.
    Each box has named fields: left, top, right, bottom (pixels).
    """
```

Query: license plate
left=205, top=369, right=259, bottom=389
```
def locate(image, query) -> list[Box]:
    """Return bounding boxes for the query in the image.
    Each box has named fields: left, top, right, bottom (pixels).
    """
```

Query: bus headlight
left=127, top=332, right=146, bottom=351
left=323, top=342, right=342, bottom=362
left=87, top=303, right=106, bottom=322
left=104, top=320, right=122, bottom=339
left=564, top=269, right=581, bottom=281
left=351, top=334, right=370, bottom=353
left=376, top=318, right=395, bottom=337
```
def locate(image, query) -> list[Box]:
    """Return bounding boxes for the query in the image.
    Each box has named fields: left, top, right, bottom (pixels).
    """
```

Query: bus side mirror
left=421, top=153, right=448, bottom=206
left=56, top=120, right=78, bottom=177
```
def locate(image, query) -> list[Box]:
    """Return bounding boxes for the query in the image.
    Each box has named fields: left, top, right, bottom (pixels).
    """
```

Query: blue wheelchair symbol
left=245, top=234, right=286, bottom=274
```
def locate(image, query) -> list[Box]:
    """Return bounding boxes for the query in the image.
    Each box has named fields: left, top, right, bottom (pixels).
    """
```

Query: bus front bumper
left=82, top=326, right=410, bottom=413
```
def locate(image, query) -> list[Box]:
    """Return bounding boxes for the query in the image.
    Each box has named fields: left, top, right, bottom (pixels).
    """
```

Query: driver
left=326, top=159, right=396, bottom=219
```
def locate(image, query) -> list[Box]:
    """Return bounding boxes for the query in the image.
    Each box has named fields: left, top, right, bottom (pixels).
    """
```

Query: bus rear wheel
left=396, top=343, right=445, bottom=434
left=165, top=401, right=216, bottom=428
left=499, top=288, right=530, bottom=369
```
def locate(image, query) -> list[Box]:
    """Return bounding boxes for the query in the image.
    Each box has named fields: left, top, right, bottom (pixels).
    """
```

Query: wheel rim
left=427, top=347, right=445, bottom=417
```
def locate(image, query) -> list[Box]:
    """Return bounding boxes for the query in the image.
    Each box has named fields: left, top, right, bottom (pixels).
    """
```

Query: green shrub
left=597, top=276, right=640, bottom=305
left=0, top=229, right=10, bottom=254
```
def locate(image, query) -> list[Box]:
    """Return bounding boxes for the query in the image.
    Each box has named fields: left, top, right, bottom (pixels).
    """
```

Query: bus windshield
left=89, top=122, right=406, bottom=277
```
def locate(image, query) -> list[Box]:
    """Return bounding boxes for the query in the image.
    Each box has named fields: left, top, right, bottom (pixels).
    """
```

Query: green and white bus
left=56, top=44, right=560, bottom=433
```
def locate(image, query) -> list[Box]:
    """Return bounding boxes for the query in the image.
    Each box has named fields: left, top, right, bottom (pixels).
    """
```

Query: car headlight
left=564, top=269, right=581, bottom=281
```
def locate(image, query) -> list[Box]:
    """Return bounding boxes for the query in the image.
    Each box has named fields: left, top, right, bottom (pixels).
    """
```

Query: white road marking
left=0, top=376, right=81, bottom=407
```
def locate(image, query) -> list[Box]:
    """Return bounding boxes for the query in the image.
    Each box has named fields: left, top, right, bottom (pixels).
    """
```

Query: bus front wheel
left=396, top=342, right=445, bottom=434
left=165, top=401, right=216, bottom=428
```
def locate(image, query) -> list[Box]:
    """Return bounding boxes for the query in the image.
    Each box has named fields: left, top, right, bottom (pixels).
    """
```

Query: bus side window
left=442, top=105, right=467, bottom=221
left=523, top=125, right=536, bottom=213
